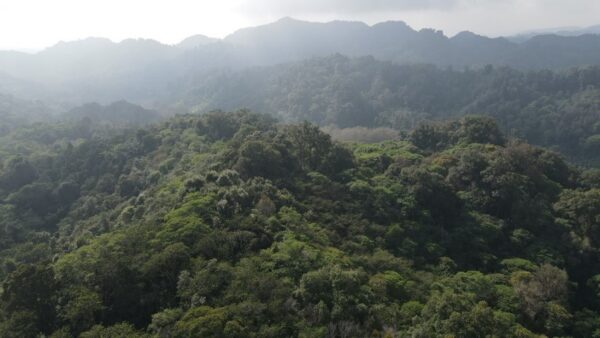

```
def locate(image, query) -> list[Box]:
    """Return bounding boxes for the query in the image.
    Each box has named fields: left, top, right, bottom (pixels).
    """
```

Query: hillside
left=176, top=35, right=219, bottom=50
left=174, top=55, right=600, bottom=165
left=0, top=93, right=59, bottom=136
left=2, top=18, right=600, bottom=104
left=0, top=111, right=599, bottom=337
left=3, top=53, right=600, bottom=167
left=63, top=101, right=162, bottom=126
left=0, top=97, right=161, bottom=138
left=218, top=18, right=600, bottom=69
left=510, top=24, right=600, bottom=42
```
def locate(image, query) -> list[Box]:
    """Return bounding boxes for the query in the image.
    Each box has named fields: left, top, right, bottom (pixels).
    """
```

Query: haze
left=2, top=0, right=600, bottom=51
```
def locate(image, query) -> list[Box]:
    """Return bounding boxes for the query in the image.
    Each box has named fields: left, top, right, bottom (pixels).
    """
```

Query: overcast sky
left=1, top=0, right=600, bottom=51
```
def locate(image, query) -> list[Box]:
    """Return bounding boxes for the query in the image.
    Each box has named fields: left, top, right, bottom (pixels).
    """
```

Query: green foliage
left=1, top=264, right=58, bottom=335
left=0, top=156, right=38, bottom=190
left=182, top=56, right=600, bottom=164
left=0, top=111, right=598, bottom=337
left=79, top=323, right=150, bottom=338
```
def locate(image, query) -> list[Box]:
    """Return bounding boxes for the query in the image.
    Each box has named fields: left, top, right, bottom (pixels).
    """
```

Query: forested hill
left=0, top=93, right=59, bottom=136
left=1, top=111, right=600, bottom=337
left=2, top=18, right=600, bottom=104
left=0, top=97, right=162, bottom=139
left=175, top=55, right=600, bottom=165
left=218, top=17, right=600, bottom=70
left=4, top=54, right=600, bottom=166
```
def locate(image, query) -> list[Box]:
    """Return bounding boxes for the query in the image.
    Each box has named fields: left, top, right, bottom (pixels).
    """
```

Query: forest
left=0, top=111, right=599, bottom=337
left=173, top=55, right=600, bottom=166
left=2, top=14, right=600, bottom=338
left=4, top=56, right=600, bottom=169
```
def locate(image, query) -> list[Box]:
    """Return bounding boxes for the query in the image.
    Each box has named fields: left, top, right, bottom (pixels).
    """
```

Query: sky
left=1, top=0, right=600, bottom=51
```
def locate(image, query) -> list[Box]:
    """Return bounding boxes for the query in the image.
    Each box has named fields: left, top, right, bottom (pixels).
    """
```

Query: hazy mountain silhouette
left=177, top=35, right=218, bottom=49
left=63, top=100, right=161, bottom=125
left=1, top=18, right=600, bottom=104
left=510, top=24, right=600, bottom=42
left=215, top=18, right=600, bottom=68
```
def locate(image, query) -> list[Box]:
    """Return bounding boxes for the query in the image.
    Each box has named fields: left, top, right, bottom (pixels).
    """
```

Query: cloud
left=236, top=0, right=462, bottom=16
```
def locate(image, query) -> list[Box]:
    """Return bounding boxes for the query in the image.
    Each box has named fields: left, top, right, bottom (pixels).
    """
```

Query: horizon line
left=0, top=16, right=593, bottom=53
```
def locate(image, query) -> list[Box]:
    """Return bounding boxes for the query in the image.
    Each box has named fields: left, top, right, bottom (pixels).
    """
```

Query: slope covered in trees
left=5, top=54, right=600, bottom=167
left=1, top=111, right=599, bottom=337
left=0, top=93, right=66, bottom=138
left=2, top=18, right=600, bottom=104
left=0, top=97, right=162, bottom=139
left=175, top=55, right=600, bottom=165
left=63, top=101, right=162, bottom=126
left=218, top=18, right=600, bottom=70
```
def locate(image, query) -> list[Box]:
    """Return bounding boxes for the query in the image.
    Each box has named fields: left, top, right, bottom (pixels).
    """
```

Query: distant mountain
left=510, top=24, right=600, bottom=42
left=177, top=35, right=218, bottom=49
left=172, top=54, right=600, bottom=164
left=0, top=37, right=181, bottom=104
left=1, top=18, right=600, bottom=104
left=217, top=18, right=600, bottom=69
left=63, top=100, right=162, bottom=126
left=0, top=95, right=160, bottom=136
left=0, top=71, right=48, bottom=98
left=0, top=93, right=56, bottom=135
left=561, top=24, right=600, bottom=35
left=0, top=38, right=177, bottom=82
left=215, top=18, right=452, bottom=67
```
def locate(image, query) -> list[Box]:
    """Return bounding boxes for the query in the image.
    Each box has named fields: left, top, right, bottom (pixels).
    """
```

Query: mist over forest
left=1, top=12, right=600, bottom=338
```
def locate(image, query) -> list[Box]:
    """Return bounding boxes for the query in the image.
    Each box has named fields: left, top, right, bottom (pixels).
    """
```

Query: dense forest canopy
left=174, top=55, right=600, bottom=165
left=1, top=19, right=600, bottom=169
left=1, top=15, right=600, bottom=338
left=3, top=55, right=600, bottom=166
left=0, top=111, right=599, bottom=337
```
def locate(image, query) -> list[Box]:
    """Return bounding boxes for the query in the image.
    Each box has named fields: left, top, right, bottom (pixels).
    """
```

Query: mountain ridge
left=4, top=18, right=600, bottom=54
left=1, top=18, right=600, bottom=104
